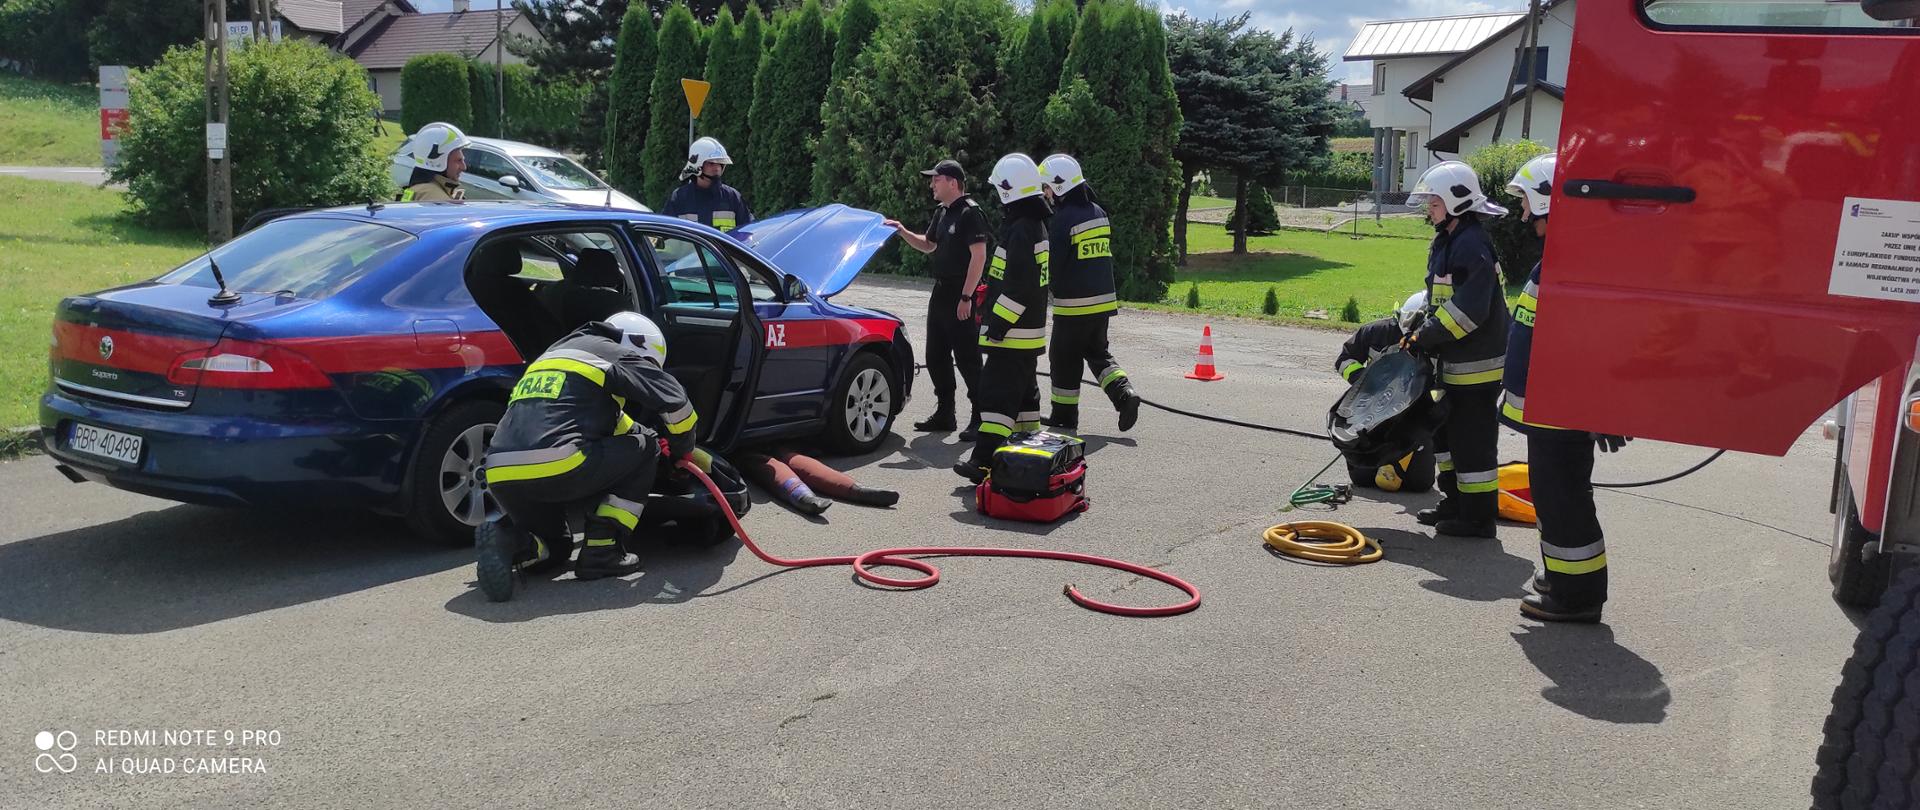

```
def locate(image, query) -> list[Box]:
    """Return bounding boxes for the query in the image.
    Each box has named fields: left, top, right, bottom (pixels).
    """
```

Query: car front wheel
left=824, top=352, right=896, bottom=456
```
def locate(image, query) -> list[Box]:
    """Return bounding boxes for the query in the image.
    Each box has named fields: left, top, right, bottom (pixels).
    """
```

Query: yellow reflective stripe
left=1544, top=552, right=1608, bottom=575
left=1017, top=421, right=1043, bottom=432
left=1001, top=446, right=1056, bottom=457
left=1050, top=391, right=1080, bottom=404
left=595, top=503, right=639, bottom=530
left=981, top=335, right=1047, bottom=350
left=993, top=303, right=1021, bottom=323
left=486, top=450, right=587, bottom=483
left=665, top=411, right=698, bottom=435
left=1515, top=292, right=1538, bottom=313
left=712, top=214, right=737, bottom=231
left=526, top=357, right=607, bottom=387
left=1458, top=478, right=1500, bottom=493
left=1054, top=301, right=1118, bottom=316
left=1099, top=367, right=1127, bottom=386
left=1435, top=305, right=1469, bottom=339
left=1442, top=368, right=1504, bottom=386
left=1340, top=361, right=1364, bottom=381
left=615, top=412, right=637, bottom=434
left=1438, top=460, right=1456, bottom=472
left=976, top=422, right=1012, bottom=437
left=1034, top=250, right=1050, bottom=266
left=1070, top=226, right=1111, bottom=243
left=399, top=189, right=416, bottom=201
left=584, top=537, right=619, bottom=548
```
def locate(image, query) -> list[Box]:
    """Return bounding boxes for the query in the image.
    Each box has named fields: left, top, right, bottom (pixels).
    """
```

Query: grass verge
left=0, top=73, right=101, bottom=167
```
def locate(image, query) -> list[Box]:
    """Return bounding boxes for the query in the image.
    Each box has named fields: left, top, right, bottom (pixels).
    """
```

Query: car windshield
left=158, top=218, right=415, bottom=299
left=514, top=155, right=606, bottom=191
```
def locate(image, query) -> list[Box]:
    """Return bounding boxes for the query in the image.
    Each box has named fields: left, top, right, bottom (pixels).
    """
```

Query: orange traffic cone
left=1185, top=325, right=1226, bottom=381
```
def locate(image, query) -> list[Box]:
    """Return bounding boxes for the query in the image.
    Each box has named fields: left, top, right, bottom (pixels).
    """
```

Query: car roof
left=287, top=202, right=770, bottom=255
left=467, top=137, right=563, bottom=159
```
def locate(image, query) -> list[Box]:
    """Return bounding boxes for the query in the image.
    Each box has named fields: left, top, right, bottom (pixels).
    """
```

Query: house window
left=1373, top=63, right=1387, bottom=95
left=1404, top=132, right=1419, bottom=169
left=1510, top=47, right=1549, bottom=84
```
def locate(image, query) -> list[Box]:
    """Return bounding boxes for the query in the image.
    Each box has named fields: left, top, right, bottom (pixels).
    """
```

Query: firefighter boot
left=959, top=411, right=982, bottom=442
left=1520, top=592, right=1603, bottom=623
left=573, top=540, right=642, bottom=581
left=1116, top=386, right=1141, bottom=433
left=914, top=403, right=958, bottom=432
left=1415, top=500, right=1458, bottom=526
left=1043, top=403, right=1079, bottom=434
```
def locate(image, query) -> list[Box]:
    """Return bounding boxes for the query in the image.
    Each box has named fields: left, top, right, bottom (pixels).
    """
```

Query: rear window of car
left=1644, top=0, right=1919, bottom=29
left=158, top=218, right=416, bottom=300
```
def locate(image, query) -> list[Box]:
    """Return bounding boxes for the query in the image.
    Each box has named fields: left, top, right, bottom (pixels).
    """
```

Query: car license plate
left=69, top=422, right=142, bottom=465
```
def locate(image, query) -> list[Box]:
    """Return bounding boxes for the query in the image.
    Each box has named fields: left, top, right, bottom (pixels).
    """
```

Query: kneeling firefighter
left=1501, top=152, right=1628, bottom=624
left=1404, top=160, right=1510, bottom=538
left=477, top=312, right=701, bottom=588
left=956, top=153, right=1051, bottom=482
left=1038, top=154, right=1139, bottom=434
left=1335, top=291, right=1437, bottom=493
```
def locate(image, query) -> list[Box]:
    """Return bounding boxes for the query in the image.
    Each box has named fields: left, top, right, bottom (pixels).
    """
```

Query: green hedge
left=111, top=40, right=388, bottom=229
left=400, top=53, right=473, bottom=133
left=1463, top=139, right=1550, bottom=285
left=468, top=61, right=589, bottom=143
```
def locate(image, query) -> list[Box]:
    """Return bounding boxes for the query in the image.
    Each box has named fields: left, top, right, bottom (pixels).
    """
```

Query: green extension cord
left=1279, top=453, right=1352, bottom=513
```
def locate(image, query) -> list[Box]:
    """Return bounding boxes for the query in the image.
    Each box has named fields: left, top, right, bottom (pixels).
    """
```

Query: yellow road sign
left=681, top=78, right=711, bottom=119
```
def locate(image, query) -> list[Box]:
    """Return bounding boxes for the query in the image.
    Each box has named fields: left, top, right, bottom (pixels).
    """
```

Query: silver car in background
left=389, top=136, right=649, bottom=212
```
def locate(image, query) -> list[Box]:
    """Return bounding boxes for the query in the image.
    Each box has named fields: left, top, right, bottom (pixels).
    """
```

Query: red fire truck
left=1535, top=0, right=1917, bottom=805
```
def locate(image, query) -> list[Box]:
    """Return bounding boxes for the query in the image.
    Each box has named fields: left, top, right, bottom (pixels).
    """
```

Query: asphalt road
left=1, top=275, right=1857, bottom=808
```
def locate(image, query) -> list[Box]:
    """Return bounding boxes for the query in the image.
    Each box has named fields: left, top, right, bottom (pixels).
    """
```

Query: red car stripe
left=763, top=318, right=895, bottom=351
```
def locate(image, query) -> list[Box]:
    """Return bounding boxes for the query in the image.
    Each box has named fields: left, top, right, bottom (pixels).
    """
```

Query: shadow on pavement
left=1510, top=623, right=1672, bottom=724
left=1364, top=526, right=1534, bottom=602
left=445, top=529, right=749, bottom=622
left=0, top=505, right=465, bottom=634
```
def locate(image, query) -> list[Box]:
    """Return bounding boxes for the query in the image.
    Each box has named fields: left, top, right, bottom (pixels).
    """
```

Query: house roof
left=278, top=0, right=346, bottom=34
left=1402, top=0, right=1572, bottom=102
left=1330, top=83, right=1371, bottom=117
left=348, top=9, right=518, bottom=70
left=1426, top=83, right=1565, bottom=153
left=344, top=0, right=412, bottom=30
left=1343, top=12, right=1526, bottom=61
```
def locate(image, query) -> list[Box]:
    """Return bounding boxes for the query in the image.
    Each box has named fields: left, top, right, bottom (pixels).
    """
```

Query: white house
left=1344, top=2, right=1572, bottom=191
left=342, top=1, right=543, bottom=115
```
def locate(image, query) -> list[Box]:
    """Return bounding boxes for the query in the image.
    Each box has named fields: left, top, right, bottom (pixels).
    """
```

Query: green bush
left=640, top=2, right=703, bottom=208
left=700, top=9, right=758, bottom=206
left=1226, top=183, right=1278, bottom=236
left=400, top=53, right=473, bottom=134
left=810, top=0, right=881, bottom=203
left=748, top=0, right=832, bottom=214
left=1464, top=139, right=1550, bottom=285
left=1341, top=296, right=1361, bottom=323
left=1262, top=286, right=1279, bottom=316
left=468, top=62, right=590, bottom=145
left=604, top=4, right=658, bottom=196
left=112, top=40, right=388, bottom=229
left=1185, top=283, right=1199, bottom=309
left=1285, top=150, right=1373, bottom=191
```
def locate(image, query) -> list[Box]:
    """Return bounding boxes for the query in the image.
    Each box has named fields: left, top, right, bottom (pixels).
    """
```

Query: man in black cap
left=884, top=159, right=990, bottom=438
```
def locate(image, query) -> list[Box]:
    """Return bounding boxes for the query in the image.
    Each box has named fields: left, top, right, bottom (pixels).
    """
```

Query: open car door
left=1531, top=0, right=1920, bottom=455
left=630, top=224, right=763, bottom=450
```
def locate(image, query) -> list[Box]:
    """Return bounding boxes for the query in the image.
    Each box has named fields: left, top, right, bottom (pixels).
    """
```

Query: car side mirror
left=1863, top=0, right=1920, bottom=21
left=784, top=275, right=808, bottom=301
left=500, top=175, right=522, bottom=191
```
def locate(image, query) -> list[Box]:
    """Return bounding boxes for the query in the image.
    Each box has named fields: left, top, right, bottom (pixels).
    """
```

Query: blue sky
left=413, top=0, right=1520, bottom=83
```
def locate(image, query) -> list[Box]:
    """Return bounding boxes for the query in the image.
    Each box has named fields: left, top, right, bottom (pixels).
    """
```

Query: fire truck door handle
left=1563, top=179, right=1696, bottom=204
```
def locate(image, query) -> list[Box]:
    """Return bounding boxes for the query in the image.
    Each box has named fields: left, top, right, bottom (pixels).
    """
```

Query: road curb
left=0, top=426, right=41, bottom=461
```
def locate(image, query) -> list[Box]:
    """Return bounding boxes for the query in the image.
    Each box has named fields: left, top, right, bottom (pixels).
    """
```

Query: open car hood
left=732, top=204, right=892, bottom=298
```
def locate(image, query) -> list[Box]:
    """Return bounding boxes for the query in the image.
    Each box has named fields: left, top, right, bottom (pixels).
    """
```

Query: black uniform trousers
left=1529, top=428, right=1608, bottom=607
left=969, top=348, right=1042, bottom=466
left=1046, top=314, right=1129, bottom=424
left=1347, top=445, right=1437, bottom=493
left=923, top=278, right=982, bottom=415
left=488, top=433, right=659, bottom=556
left=1432, top=382, right=1501, bottom=523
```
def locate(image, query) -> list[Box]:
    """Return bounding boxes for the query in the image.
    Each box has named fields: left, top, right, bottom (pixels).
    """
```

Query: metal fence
left=1191, top=186, right=1429, bottom=240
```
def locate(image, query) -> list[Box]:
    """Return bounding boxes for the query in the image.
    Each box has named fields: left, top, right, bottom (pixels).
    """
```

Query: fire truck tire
left=1812, top=565, right=1920, bottom=810
left=1831, top=471, right=1892, bottom=608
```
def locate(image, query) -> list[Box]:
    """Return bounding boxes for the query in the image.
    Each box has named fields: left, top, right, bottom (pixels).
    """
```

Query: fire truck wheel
left=1831, top=471, right=1892, bottom=608
left=1811, top=565, right=1920, bottom=810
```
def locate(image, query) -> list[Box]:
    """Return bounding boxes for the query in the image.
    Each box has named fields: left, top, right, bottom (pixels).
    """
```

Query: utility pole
left=250, top=0, right=272, bottom=41
left=1519, top=0, right=1542, bottom=141
left=204, top=0, right=233, bottom=243
left=496, top=0, right=505, bottom=137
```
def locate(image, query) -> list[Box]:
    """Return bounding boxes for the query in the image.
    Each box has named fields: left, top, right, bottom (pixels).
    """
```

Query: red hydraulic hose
left=675, top=459, right=1201, bottom=617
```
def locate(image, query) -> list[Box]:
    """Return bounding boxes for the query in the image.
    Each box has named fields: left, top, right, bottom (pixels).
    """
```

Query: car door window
left=464, top=148, right=518, bottom=183
left=719, top=243, right=784, bottom=303
left=642, top=232, right=741, bottom=311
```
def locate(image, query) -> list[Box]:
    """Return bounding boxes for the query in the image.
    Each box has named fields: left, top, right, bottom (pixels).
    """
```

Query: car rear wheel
left=1811, top=565, right=1920, bottom=809
left=825, top=352, right=896, bottom=456
left=405, top=400, right=506, bottom=545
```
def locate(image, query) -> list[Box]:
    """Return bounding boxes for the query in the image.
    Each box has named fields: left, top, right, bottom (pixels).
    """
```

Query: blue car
left=40, top=201, right=913, bottom=543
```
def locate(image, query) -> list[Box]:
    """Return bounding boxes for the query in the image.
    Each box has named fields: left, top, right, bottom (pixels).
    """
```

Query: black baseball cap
left=919, top=159, right=965, bottom=182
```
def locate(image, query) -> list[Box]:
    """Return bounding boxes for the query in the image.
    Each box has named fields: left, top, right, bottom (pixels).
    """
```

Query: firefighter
left=1501, top=153, right=1625, bottom=623
left=884, top=159, right=989, bottom=438
left=1037, top=153, right=1140, bottom=434
left=955, top=153, right=1050, bottom=483
left=397, top=121, right=470, bottom=202
left=476, top=311, right=700, bottom=588
left=1403, top=160, right=1510, bottom=538
left=664, top=137, right=752, bottom=232
left=1336, top=291, right=1436, bottom=493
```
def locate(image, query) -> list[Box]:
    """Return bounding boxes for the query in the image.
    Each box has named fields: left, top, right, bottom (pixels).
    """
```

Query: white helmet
left=605, top=311, right=668, bottom=365
left=406, top=122, right=471, bottom=173
left=683, top=136, right=733, bottom=177
left=1039, top=153, right=1085, bottom=196
left=988, top=153, right=1044, bottom=204
left=1506, top=152, right=1557, bottom=218
left=1398, top=290, right=1427, bottom=332
left=1407, top=160, right=1507, bottom=218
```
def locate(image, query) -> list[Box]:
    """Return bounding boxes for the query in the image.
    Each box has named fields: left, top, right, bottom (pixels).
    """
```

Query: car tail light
left=167, top=338, right=333, bottom=389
